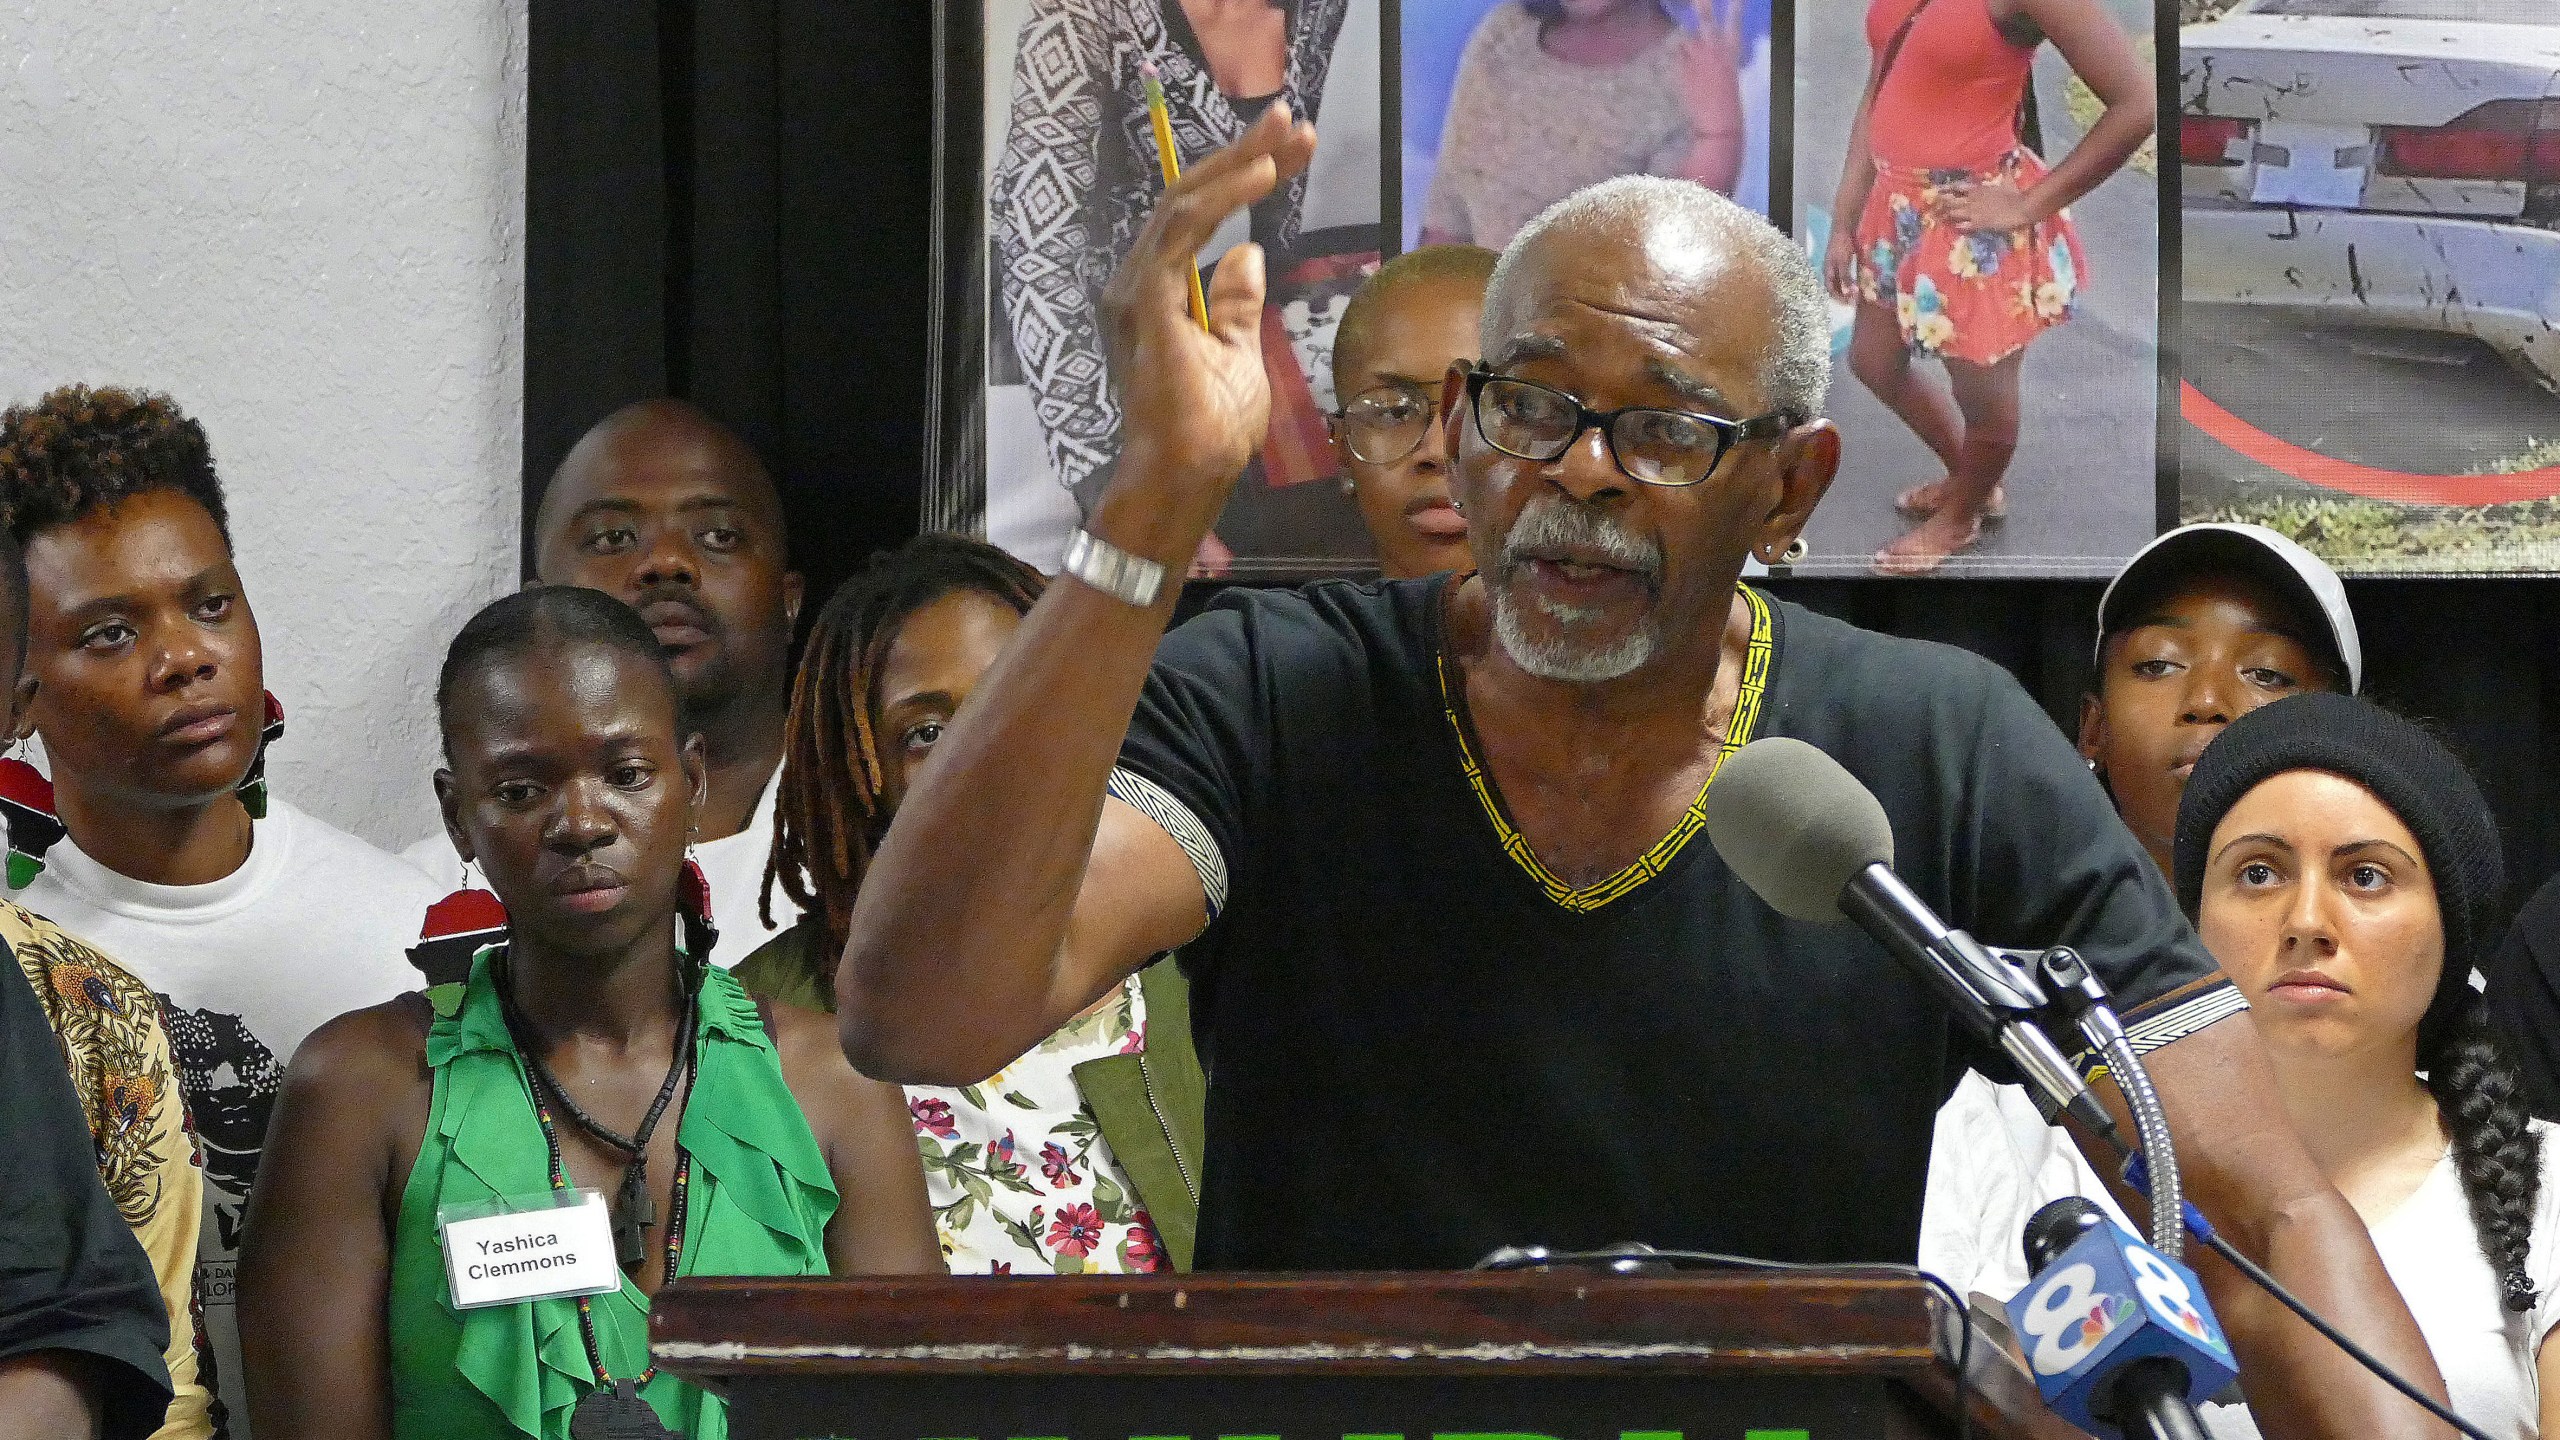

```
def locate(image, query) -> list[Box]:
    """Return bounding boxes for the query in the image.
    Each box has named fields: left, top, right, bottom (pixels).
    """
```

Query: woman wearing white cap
left=2076, top=523, right=2363, bottom=876
left=1919, top=522, right=2362, bottom=1301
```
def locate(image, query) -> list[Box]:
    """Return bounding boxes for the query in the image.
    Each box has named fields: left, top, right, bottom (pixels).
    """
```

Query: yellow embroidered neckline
left=1435, top=585, right=1775, bottom=913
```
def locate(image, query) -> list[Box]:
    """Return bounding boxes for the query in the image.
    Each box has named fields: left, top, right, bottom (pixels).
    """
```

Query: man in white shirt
left=401, top=399, right=804, bottom=968
left=0, top=384, right=434, bottom=1438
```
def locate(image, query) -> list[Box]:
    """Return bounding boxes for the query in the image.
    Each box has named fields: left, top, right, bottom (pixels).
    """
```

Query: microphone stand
left=1838, top=868, right=2123, bottom=1146
left=1934, top=933, right=2188, bottom=1261
left=2111, top=1359, right=2213, bottom=1440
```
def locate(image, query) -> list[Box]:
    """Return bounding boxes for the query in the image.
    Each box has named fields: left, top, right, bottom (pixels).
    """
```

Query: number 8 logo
left=2124, top=1244, right=2213, bottom=1340
left=2019, top=1261, right=2104, bottom=1376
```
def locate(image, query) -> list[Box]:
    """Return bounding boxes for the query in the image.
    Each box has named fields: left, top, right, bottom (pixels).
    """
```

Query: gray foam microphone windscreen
left=1705, top=737, right=1897, bottom=924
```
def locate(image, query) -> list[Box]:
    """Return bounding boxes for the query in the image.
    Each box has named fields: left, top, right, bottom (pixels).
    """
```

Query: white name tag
left=439, top=1190, right=623, bottom=1310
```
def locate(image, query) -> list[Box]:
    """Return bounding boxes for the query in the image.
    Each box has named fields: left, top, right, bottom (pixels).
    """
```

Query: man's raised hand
left=1094, top=102, right=1318, bottom=561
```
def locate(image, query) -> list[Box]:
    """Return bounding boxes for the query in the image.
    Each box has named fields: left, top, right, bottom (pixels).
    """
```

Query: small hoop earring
left=1781, top=537, right=1809, bottom=565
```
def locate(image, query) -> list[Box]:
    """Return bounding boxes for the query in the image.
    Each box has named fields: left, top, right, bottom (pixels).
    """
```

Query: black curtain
left=534, top=7, right=2560, bottom=917
left=526, top=0, right=936, bottom=624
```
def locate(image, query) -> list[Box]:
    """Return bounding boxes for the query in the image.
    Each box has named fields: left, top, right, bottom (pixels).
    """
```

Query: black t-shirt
left=1117, top=576, right=2216, bottom=1272
left=0, top=940, right=173, bottom=1440
left=2489, top=869, right=2560, bottom=1123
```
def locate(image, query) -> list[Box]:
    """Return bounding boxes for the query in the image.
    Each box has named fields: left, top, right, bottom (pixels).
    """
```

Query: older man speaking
left=843, top=106, right=2456, bottom=1438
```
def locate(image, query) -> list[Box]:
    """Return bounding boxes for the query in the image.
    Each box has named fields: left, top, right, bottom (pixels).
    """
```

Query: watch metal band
left=1063, top=527, right=1168, bottom=608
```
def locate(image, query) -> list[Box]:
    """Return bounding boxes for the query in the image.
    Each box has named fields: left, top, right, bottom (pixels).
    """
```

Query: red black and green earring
left=677, top=841, right=718, bottom=967
left=234, top=692, right=284, bottom=820
left=410, top=859, right=508, bottom=1015
left=0, top=741, right=63, bottom=888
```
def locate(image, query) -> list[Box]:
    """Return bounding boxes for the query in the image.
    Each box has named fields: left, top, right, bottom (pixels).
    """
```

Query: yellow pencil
left=1140, top=62, right=1213, bottom=330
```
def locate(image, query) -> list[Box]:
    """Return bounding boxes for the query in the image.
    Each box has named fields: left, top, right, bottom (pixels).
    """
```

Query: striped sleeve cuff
left=1107, top=766, right=1230, bottom=921
left=2076, top=978, right=2250, bottom=1081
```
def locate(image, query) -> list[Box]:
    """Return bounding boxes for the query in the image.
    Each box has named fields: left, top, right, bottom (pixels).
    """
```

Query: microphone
left=1703, top=737, right=2120, bottom=1142
left=2008, top=1197, right=2236, bottom=1440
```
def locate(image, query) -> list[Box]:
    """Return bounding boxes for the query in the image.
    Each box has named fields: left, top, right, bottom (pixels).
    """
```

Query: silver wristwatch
left=1062, top=527, right=1168, bottom=608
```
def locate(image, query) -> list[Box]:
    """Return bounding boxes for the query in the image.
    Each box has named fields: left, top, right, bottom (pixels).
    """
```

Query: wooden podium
left=652, top=1272, right=2091, bottom=1440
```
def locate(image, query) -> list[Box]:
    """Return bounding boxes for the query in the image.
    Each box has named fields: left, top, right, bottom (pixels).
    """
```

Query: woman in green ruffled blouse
left=238, top=588, right=940, bottom=1440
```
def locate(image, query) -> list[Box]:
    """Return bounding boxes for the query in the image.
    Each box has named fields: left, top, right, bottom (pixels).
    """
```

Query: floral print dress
left=906, top=974, right=1168, bottom=1274
left=1851, top=146, right=2085, bottom=366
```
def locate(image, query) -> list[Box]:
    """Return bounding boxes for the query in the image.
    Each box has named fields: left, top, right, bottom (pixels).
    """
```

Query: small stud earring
left=1341, top=475, right=1357, bottom=495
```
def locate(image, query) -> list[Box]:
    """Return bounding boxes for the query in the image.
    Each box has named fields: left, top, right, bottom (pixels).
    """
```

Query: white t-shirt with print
left=9, top=796, right=436, bottom=1439
left=400, top=772, right=796, bottom=971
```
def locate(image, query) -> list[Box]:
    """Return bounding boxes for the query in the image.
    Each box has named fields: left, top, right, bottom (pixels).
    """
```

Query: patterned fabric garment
left=8, top=899, right=213, bottom=1439
left=908, top=974, right=1167, bottom=1274
left=1851, top=148, right=2085, bottom=365
left=990, top=0, right=1350, bottom=505
left=1418, top=1, right=1702, bottom=251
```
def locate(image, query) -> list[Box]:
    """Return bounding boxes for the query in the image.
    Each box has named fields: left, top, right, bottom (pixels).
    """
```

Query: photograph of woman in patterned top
left=1407, top=0, right=1765, bottom=252
left=983, top=0, right=1386, bottom=578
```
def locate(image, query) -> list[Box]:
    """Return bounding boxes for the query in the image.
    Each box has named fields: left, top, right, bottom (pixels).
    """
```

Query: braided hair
left=762, top=533, right=1045, bottom=976
left=2424, top=990, right=2545, bottom=1313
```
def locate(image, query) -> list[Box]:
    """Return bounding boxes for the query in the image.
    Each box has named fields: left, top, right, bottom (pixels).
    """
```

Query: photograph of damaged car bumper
left=2180, top=0, right=2560, bottom=389
left=2174, top=0, right=2560, bottom=572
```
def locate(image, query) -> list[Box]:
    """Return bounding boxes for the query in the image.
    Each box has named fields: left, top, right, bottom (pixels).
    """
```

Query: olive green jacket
left=731, top=921, right=1207, bottom=1270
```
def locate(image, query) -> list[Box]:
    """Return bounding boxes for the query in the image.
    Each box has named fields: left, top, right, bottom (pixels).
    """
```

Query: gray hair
left=1483, top=175, right=1831, bottom=419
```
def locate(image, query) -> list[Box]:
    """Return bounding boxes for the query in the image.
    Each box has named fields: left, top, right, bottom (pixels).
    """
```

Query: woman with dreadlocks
left=2175, top=693, right=2560, bottom=1439
left=737, top=533, right=1204, bottom=1274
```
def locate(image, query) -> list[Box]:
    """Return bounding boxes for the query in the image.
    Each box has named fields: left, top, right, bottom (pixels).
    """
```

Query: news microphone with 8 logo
left=2004, top=1196, right=2239, bottom=1440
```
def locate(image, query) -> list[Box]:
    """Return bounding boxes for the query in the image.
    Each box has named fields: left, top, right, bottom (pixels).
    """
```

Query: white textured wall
left=0, top=4, right=528, bottom=848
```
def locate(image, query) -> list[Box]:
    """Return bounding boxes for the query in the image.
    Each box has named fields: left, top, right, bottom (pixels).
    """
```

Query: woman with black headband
left=236, top=587, right=938, bottom=1440
left=2176, top=693, right=2557, bottom=1438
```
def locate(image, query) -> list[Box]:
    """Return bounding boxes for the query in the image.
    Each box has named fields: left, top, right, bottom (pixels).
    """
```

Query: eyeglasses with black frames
left=1327, top=382, right=1441, bottom=466
left=1461, top=365, right=1798, bottom=488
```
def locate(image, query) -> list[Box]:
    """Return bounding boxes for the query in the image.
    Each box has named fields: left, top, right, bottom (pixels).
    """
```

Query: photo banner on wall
left=2172, top=0, right=2560, bottom=577
left=1395, top=0, right=1774, bottom=250
left=952, top=0, right=1388, bottom=581
left=933, top=1, right=2560, bottom=584
left=934, top=0, right=1776, bottom=582
left=1788, top=0, right=2164, bottom=579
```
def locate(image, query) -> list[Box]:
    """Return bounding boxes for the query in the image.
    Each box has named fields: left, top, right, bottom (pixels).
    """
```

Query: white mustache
left=1497, top=494, right=1663, bottom=582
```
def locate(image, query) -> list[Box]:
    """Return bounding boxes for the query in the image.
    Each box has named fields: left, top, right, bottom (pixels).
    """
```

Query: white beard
left=1490, top=582, right=1662, bottom=683
left=1488, top=492, right=1666, bottom=683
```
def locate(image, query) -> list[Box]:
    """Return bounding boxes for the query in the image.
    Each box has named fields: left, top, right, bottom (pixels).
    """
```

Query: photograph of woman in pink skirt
left=1822, top=0, right=2153, bottom=575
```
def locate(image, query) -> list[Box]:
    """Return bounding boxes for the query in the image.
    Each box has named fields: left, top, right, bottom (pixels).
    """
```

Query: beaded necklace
left=496, top=952, right=699, bottom=1412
